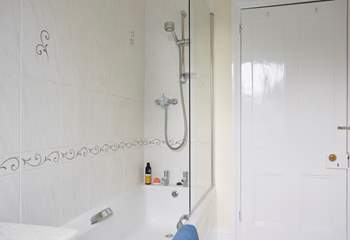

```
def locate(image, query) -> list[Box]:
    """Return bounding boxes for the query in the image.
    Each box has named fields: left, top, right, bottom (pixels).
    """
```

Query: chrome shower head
left=164, top=21, right=175, bottom=32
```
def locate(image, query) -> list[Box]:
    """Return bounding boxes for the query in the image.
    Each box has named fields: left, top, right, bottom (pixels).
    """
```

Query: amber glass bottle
left=145, top=162, right=152, bottom=185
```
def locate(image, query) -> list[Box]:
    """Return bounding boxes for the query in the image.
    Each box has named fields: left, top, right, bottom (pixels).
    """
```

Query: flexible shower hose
left=164, top=78, right=188, bottom=151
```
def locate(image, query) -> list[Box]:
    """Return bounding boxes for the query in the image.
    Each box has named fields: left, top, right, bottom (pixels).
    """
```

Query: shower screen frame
left=188, top=0, right=215, bottom=215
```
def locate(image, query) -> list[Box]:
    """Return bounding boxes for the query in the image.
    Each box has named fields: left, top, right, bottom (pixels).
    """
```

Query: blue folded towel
left=173, top=224, right=199, bottom=240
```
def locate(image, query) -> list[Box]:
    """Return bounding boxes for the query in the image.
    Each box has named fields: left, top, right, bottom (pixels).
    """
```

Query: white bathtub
left=64, top=186, right=215, bottom=240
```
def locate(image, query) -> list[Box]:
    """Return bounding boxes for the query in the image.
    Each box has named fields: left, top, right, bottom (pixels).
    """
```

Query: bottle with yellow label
left=145, top=162, right=152, bottom=185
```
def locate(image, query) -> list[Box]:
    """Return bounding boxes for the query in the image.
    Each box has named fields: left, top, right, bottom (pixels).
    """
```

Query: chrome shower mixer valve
left=155, top=94, right=178, bottom=108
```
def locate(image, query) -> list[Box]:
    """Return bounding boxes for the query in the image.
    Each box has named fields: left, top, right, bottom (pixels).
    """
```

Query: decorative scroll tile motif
left=35, top=29, right=50, bottom=57
left=0, top=138, right=181, bottom=174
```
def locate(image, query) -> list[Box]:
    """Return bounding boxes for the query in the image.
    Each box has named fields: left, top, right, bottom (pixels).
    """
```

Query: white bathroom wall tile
left=143, top=100, right=163, bottom=138
left=120, top=98, right=144, bottom=140
left=21, top=165, right=62, bottom=226
left=103, top=96, right=119, bottom=143
left=22, top=0, right=86, bottom=87
left=91, top=0, right=123, bottom=97
left=68, top=0, right=122, bottom=94
left=0, top=0, right=20, bottom=224
left=144, top=41, right=178, bottom=83
left=116, top=0, right=145, bottom=100
left=0, top=172, right=20, bottom=223
left=109, top=95, right=123, bottom=142
left=22, top=0, right=62, bottom=85
left=59, top=157, right=90, bottom=225
left=121, top=148, right=144, bottom=191
left=79, top=90, right=111, bottom=145
left=48, top=1, right=81, bottom=88
left=0, top=154, right=20, bottom=177
left=61, top=86, right=82, bottom=147
left=116, top=51, right=145, bottom=101
left=89, top=152, right=123, bottom=207
left=11, top=0, right=148, bottom=226
left=23, top=0, right=81, bottom=87
left=0, top=0, right=20, bottom=86
left=77, top=90, right=95, bottom=145
left=21, top=149, right=60, bottom=171
left=0, top=85, right=20, bottom=155
left=68, top=0, right=100, bottom=79
left=144, top=0, right=187, bottom=73
left=21, top=79, right=63, bottom=152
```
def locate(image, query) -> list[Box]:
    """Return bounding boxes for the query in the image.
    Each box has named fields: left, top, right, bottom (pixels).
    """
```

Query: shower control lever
left=168, top=98, right=178, bottom=105
left=155, top=94, right=178, bottom=108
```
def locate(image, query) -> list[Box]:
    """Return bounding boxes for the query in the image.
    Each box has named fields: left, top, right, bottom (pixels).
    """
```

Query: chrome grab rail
left=176, top=214, right=189, bottom=230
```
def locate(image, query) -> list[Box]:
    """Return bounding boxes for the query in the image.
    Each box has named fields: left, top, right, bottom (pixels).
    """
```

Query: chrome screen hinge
left=239, top=24, right=243, bottom=34
left=347, top=152, right=350, bottom=168
left=238, top=210, right=242, bottom=222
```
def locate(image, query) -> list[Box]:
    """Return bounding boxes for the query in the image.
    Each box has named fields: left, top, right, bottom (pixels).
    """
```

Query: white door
left=240, top=1, right=348, bottom=240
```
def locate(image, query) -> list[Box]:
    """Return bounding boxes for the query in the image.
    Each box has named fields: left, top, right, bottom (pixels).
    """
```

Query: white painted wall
left=211, top=0, right=236, bottom=238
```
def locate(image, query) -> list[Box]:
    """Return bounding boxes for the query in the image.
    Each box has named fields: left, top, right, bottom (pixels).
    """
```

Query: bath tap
left=162, top=170, right=170, bottom=186
left=90, top=207, right=113, bottom=225
left=181, top=171, right=189, bottom=187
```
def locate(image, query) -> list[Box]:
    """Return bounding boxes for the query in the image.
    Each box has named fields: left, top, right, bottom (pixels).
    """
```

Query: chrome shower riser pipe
left=159, top=10, right=189, bottom=151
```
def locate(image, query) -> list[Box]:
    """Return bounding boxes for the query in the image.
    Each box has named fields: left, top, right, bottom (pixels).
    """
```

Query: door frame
left=231, top=0, right=349, bottom=239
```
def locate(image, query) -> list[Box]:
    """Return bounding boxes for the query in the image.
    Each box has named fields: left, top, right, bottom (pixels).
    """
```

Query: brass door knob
left=328, top=154, right=337, bottom=162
